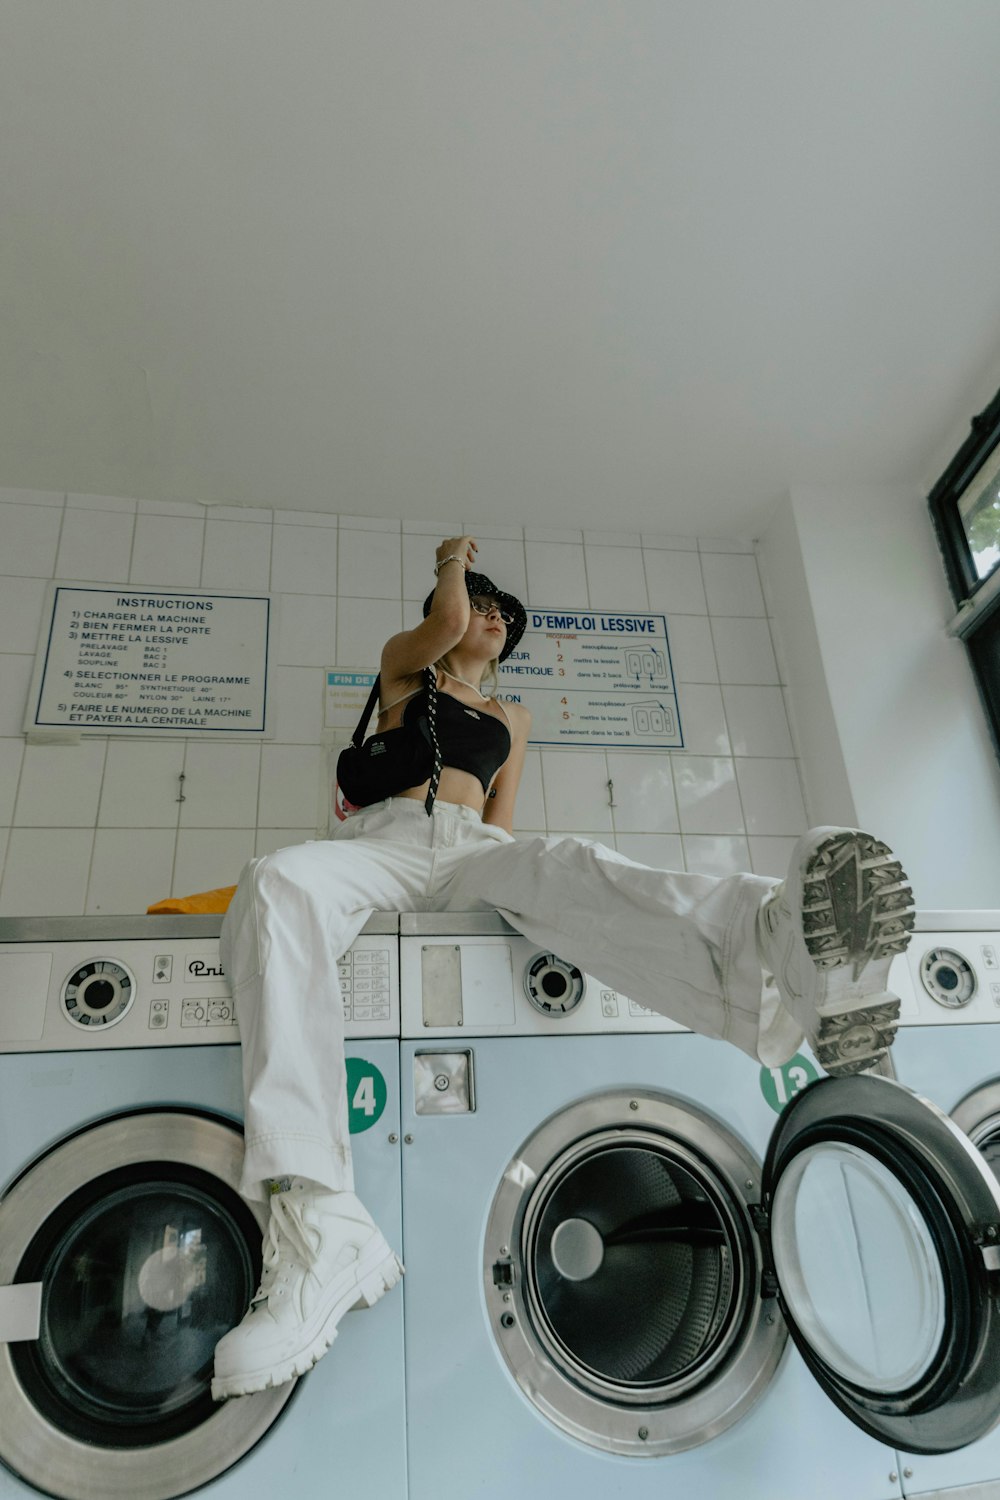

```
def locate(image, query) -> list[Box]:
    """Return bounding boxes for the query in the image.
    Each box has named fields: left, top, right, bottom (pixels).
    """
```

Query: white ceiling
left=4, top=1, right=1000, bottom=537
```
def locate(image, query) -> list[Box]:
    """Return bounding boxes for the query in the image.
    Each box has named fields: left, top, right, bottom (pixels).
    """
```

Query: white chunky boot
left=212, top=1180, right=403, bottom=1400
left=757, top=827, right=914, bottom=1076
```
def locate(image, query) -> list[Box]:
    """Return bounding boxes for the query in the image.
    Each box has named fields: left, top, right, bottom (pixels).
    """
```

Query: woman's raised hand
left=435, top=536, right=478, bottom=573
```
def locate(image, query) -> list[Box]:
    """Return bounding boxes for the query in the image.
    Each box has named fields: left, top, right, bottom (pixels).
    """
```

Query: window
left=929, top=383, right=1000, bottom=754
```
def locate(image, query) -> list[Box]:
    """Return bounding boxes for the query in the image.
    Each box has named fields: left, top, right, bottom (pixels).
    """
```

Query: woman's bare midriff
left=395, top=766, right=491, bottom=812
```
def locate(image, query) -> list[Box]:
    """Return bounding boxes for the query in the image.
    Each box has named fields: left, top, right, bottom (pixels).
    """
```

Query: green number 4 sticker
left=346, top=1057, right=387, bottom=1134
left=759, top=1053, right=819, bottom=1114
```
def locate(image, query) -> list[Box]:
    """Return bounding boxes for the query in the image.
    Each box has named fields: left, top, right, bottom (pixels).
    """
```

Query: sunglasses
left=470, top=596, right=515, bottom=624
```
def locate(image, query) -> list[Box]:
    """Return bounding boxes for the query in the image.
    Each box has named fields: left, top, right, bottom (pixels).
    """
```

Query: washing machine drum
left=486, top=1089, right=783, bottom=1457
left=953, top=1081, right=1000, bottom=1182
left=485, top=1077, right=1000, bottom=1459
left=0, top=1112, right=291, bottom=1500
left=533, top=1141, right=739, bottom=1387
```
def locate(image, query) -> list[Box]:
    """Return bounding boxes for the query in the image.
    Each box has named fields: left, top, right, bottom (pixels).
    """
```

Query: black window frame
left=928, top=383, right=1000, bottom=758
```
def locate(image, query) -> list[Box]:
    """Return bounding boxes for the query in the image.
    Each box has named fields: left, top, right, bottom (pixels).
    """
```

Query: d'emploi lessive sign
left=498, top=608, right=683, bottom=749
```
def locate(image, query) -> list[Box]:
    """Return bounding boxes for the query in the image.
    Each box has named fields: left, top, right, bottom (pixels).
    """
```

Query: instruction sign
left=499, top=607, right=683, bottom=749
left=325, top=669, right=377, bottom=731
left=26, top=585, right=271, bottom=736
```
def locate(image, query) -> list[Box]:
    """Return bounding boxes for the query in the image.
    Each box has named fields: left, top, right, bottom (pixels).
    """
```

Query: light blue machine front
left=0, top=1040, right=406, bottom=1500
left=893, top=1021, right=1000, bottom=1499
left=400, top=1030, right=905, bottom=1500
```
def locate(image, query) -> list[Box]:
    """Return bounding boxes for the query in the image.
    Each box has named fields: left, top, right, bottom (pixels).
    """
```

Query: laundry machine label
left=346, top=1057, right=387, bottom=1133
left=760, top=1054, right=818, bottom=1114
left=183, top=949, right=227, bottom=983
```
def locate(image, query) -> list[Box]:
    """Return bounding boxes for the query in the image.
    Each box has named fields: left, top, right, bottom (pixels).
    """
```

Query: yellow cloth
left=147, top=885, right=237, bottom=914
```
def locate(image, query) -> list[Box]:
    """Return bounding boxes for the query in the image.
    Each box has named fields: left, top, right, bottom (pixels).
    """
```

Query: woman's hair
left=436, top=651, right=499, bottom=697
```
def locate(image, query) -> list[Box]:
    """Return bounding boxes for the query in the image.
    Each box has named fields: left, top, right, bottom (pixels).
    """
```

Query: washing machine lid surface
left=760, top=1074, right=1000, bottom=1454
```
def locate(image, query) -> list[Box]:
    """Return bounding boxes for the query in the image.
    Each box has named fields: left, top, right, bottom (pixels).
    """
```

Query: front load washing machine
left=891, top=910, right=1000, bottom=1500
left=399, top=914, right=1000, bottom=1500
left=0, top=915, right=406, bottom=1500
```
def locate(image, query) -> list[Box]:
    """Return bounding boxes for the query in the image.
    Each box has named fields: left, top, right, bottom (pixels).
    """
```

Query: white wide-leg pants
left=221, top=797, right=800, bottom=1202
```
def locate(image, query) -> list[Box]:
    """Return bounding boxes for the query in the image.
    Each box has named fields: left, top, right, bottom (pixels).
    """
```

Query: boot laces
left=252, top=1192, right=319, bottom=1305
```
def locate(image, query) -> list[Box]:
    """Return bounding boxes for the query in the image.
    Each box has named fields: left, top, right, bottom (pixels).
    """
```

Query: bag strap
left=351, top=667, right=442, bottom=818
left=423, top=666, right=441, bottom=816
left=349, top=675, right=383, bottom=748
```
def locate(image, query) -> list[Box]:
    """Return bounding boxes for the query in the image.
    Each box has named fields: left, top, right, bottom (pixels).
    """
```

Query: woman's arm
left=482, top=703, right=531, bottom=834
left=380, top=535, right=477, bottom=690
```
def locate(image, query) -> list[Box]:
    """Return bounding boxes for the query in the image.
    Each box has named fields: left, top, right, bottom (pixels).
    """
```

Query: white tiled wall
left=0, top=491, right=807, bottom=914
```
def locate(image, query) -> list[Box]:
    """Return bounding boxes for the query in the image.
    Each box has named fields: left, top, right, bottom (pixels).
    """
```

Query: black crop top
left=404, top=689, right=511, bottom=793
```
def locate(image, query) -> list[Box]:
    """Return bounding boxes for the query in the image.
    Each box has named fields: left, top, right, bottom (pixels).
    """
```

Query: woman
left=212, top=534, right=913, bottom=1401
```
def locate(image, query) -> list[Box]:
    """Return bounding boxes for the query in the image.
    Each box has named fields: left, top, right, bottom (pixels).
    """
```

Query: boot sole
left=799, top=830, right=914, bottom=1075
left=211, top=1235, right=403, bottom=1401
left=811, top=1001, right=902, bottom=1077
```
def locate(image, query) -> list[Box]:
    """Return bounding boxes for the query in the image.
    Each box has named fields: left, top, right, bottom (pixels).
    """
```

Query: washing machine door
left=0, top=1110, right=292, bottom=1500
left=761, top=1073, right=1000, bottom=1455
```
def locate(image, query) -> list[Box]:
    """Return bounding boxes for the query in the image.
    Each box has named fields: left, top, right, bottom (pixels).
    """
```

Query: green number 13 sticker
left=346, top=1057, right=387, bottom=1134
left=759, top=1053, right=819, bottom=1114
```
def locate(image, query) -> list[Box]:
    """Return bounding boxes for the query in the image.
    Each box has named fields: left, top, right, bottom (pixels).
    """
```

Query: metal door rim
left=0, top=1111, right=293, bottom=1500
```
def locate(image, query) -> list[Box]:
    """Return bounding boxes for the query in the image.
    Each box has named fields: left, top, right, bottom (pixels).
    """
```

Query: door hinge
left=972, top=1225, right=1000, bottom=1272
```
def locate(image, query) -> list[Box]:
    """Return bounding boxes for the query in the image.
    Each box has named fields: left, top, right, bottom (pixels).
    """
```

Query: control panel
left=400, top=921, right=687, bottom=1038
left=0, top=917, right=399, bottom=1053
left=401, top=915, right=980, bottom=1040
left=898, top=927, right=1000, bottom=1027
left=338, top=943, right=394, bottom=1026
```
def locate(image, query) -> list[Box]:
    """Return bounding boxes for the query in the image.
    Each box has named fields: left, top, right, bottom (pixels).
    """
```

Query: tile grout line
left=701, top=565, right=753, bottom=854
left=81, top=737, right=109, bottom=915
left=519, top=527, right=553, bottom=837
left=5, top=508, right=68, bottom=902
left=752, top=542, right=811, bottom=828
left=699, top=550, right=748, bottom=863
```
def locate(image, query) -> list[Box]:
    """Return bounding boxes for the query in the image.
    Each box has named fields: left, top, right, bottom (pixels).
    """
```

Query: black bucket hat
left=423, top=570, right=527, bottom=662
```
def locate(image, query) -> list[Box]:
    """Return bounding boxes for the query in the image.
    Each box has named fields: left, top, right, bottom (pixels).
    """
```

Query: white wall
left=760, top=483, right=1000, bottom=908
left=0, top=490, right=809, bottom=916
left=756, top=495, right=857, bottom=829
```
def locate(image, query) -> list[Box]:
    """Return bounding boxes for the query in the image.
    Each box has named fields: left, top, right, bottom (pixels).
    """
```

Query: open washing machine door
left=759, top=1073, right=1000, bottom=1456
left=0, top=1110, right=292, bottom=1500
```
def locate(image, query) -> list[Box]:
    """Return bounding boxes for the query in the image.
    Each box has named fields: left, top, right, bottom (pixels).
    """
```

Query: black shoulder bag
left=336, top=667, right=442, bottom=814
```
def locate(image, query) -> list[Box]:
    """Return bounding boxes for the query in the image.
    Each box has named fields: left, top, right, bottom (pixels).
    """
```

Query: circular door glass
left=958, top=1101, right=1000, bottom=1183
left=952, top=1085, right=1000, bottom=1185
left=527, top=1141, right=739, bottom=1388
left=485, top=1092, right=785, bottom=1458
left=0, top=1112, right=295, bottom=1500
left=11, top=1164, right=259, bottom=1447
left=973, top=1125, right=1000, bottom=1182
left=771, top=1141, right=946, bottom=1391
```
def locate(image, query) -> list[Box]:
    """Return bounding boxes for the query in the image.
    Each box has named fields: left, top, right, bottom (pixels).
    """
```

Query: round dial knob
left=524, top=953, right=585, bottom=1017
left=919, top=947, right=976, bottom=1009
left=61, top=959, right=137, bottom=1029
